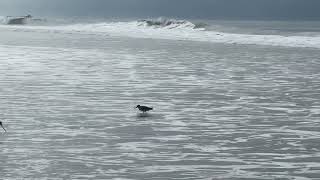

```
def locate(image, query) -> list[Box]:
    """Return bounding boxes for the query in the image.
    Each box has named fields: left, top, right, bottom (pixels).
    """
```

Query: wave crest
left=137, top=18, right=206, bottom=30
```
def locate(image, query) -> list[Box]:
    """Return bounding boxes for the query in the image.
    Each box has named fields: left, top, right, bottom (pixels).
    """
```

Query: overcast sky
left=0, top=0, right=319, bottom=20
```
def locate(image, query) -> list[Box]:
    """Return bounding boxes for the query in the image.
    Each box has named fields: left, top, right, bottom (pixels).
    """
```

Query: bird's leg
left=1, top=124, right=6, bottom=132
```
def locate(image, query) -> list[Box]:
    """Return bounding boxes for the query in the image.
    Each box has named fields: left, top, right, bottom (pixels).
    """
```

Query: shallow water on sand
left=0, top=29, right=320, bottom=179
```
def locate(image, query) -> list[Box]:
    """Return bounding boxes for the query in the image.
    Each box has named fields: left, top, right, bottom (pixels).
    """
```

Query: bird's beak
left=1, top=124, right=6, bottom=132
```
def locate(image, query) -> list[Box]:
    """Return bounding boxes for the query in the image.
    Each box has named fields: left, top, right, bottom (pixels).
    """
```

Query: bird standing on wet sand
left=0, top=121, right=7, bottom=132
left=136, top=105, right=153, bottom=113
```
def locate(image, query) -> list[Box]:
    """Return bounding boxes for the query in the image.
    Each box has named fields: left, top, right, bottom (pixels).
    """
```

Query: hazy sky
left=0, top=0, right=319, bottom=20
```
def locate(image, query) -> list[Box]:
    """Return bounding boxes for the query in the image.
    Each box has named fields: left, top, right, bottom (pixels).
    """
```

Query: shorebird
left=0, top=121, right=6, bottom=132
left=136, top=105, right=153, bottom=113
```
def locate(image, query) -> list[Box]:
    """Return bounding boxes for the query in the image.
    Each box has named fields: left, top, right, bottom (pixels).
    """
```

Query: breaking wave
left=0, top=15, right=48, bottom=25
left=1, top=17, right=320, bottom=48
left=137, top=18, right=207, bottom=30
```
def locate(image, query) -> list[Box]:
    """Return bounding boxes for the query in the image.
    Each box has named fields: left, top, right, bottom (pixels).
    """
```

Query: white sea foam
left=1, top=19, right=320, bottom=48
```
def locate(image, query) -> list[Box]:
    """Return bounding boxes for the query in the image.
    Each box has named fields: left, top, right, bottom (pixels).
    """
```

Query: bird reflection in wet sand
left=0, top=121, right=7, bottom=132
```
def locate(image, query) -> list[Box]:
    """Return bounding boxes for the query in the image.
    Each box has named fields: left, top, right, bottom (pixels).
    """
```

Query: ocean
left=0, top=17, right=319, bottom=179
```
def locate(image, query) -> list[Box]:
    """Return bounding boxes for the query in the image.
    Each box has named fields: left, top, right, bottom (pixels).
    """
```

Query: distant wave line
left=1, top=18, right=320, bottom=49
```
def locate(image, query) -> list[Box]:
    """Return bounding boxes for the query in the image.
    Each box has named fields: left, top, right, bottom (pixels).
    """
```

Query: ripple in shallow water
left=0, top=32, right=320, bottom=179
